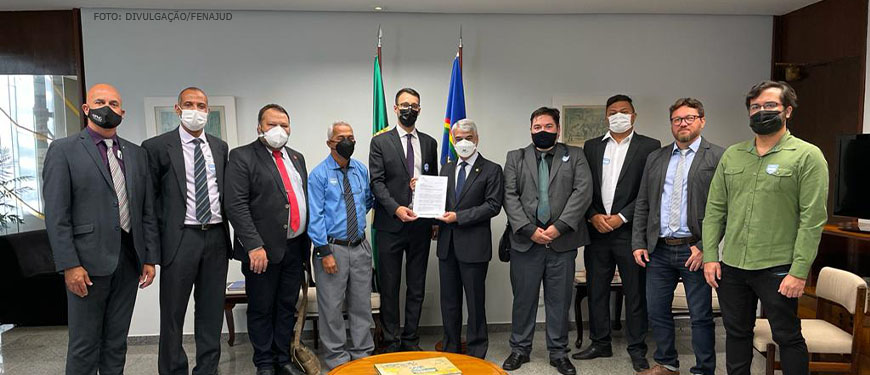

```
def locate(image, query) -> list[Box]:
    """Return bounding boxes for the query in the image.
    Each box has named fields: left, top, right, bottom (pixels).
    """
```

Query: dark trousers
left=646, top=242, right=715, bottom=375
left=376, top=222, right=431, bottom=347
left=585, top=236, right=648, bottom=358
left=65, top=232, right=139, bottom=375
left=509, top=245, right=576, bottom=361
left=718, top=263, right=807, bottom=375
left=241, top=236, right=305, bottom=369
left=158, top=226, right=229, bottom=375
left=438, top=242, right=489, bottom=359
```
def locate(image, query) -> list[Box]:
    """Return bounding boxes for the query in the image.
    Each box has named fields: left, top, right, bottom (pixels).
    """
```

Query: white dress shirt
left=600, top=130, right=634, bottom=222
left=179, top=127, right=222, bottom=224
left=396, top=126, right=422, bottom=178
left=454, top=151, right=479, bottom=192
left=268, top=146, right=308, bottom=239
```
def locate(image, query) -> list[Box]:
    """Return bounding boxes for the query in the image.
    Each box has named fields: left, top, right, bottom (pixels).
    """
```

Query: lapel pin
left=562, top=154, right=570, bottom=162
left=424, top=163, right=429, bottom=172
left=475, top=168, right=480, bottom=173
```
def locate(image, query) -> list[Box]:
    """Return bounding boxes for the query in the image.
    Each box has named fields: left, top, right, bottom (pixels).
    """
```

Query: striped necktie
left=668, top=148, right=689, bottom=233
left=193, top=139, right=212, bottom=224
left=103, top=139, right=130, bottom=232
left=341, top=168, right=359, bottom=242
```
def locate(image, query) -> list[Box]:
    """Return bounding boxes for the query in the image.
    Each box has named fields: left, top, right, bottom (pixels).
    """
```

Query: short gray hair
left=327, top=121, right=352, bottom=139
left=451, top=118, right=477, bottom=137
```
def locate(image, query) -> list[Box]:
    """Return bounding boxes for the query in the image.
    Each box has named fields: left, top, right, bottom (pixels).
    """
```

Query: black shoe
left=572, top=345, right=613, bottom=360
left=256, top=367, right=276, bottom=375
left=549, top=357, right=577, bottom=375
left=277, top=363, right=304, bottom=375
left=383, top=342, right=402, bottom=353
left=631, top=357, right=650, bottom=372
left=502, top=352, right=530, bottom=371
left=400, top=343, right=423, bottom=351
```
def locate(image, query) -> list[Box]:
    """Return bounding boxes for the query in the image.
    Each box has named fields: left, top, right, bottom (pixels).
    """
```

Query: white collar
left=457, top=151, right=479, bottom=167
left=396, top=126, right=418, bottom=139
left=178, top=126, right=207, bottom=144
left=602, top=130, right=635, bottom=144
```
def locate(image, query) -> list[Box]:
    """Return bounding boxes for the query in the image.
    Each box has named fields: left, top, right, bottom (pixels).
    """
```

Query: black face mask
left=749, top=110, right=784, bottom=135
left=88, top=106, right=123, bottom=129
left=398, top=108, right=419, bottom=127
left=335, top=139, right=355, bottom=160
left=532, top=130, right=558, bottom=149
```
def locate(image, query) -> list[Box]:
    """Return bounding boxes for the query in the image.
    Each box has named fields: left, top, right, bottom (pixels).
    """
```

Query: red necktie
left=272, top=149, right=300, bottom=232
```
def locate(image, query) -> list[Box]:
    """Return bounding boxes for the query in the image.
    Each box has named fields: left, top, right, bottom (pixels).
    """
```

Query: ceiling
left=1, top=0, right=820, bottom=16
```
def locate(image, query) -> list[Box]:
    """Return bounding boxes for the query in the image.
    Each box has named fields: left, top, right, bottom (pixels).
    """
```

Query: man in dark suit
left=369, top=88, right=438, bottom=352
left=43, top=83, right=159, bottom=375
left=502, top=107, right=593, bottom=375
left=142, top=87, right=232, bottom=375
left=434, top=119, right=504, bottom=359
left=225, top=104, right=309, bottom=375
left=575, top=94, right=660, bottom=372
left=631, top=98, right=724, bottom=375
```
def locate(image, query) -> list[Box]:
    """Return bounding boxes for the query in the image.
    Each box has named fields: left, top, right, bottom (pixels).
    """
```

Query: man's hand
left=685, top=246, right=704, bottom=272
left=703, top=262, right=721, bottom=288
left=530, top=228, right=553, bottom=245
left=248, top=247, right=269, bottom=274
left=409, top=177, right=418, bottom=191
left=542, top=225, right=561, bottom=240
left=604, top=215, right=624, bottom=230
left=778, top=275, right=807, bottom=299
left=64, top=266, right=92, bottom=298
left=437, top=211, right=457, bottom=224
left=431, top=225, right=439, bottom=240
left=139, top=264, right=156, bottom=289
left=395, top=206, right=418, bottom=222
left=321, top=255, right=338, bottom=274
left=633, top=249, right=650, bottom=267
left=589, top=214, right=613, bottom=233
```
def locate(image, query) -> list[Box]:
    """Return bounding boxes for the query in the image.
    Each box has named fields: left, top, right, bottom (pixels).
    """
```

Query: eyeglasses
left=748, top=102, right=781, bottom=112
left=670, top=115, right=702, bottom=126
left=397, top=103, right=421, bottom=111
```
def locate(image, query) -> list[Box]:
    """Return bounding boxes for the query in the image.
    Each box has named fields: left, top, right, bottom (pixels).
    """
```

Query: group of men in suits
left=43, top=80, right=826, bottom=375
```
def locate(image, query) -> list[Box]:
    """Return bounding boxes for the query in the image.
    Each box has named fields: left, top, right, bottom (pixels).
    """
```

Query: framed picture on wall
left=143, top=96, right=239, bottom=147
left=552, top=95, right=609, bottom=147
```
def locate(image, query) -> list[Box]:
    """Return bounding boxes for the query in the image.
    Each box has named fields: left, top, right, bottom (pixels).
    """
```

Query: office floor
left=0, top=321, right=768, bottom=374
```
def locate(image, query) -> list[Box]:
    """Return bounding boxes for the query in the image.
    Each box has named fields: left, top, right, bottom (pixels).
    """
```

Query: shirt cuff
left=314, top=245, right=332, bottom=258
left=617, top=213, right=628, bottom=224
left=554, top=220, right=572, bottom=235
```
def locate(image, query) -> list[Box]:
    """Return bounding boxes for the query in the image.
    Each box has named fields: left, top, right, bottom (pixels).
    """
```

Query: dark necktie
left=405, top=133, right=415, bottom=177
left=193, top=139, right=212, bottom=224
left=341, top=168, right=359, bottom=241
left=455, top=161, right=468, bottom=201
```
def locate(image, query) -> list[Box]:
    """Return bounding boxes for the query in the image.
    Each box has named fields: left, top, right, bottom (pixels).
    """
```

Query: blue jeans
left=646, top=242, right=715, bottom=375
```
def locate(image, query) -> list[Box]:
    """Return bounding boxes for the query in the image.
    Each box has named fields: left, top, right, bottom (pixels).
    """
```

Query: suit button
left=179, top=224, right=185, bottom=229
left=115, top=225, right=120, bottom=231
left=283, top=224, right=289, bottom=229
left=285, top=204, right=290, bottom=209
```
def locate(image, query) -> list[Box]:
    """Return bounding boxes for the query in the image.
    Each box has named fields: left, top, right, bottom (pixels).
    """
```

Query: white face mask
left=454, top=139, right=477, bottom=159
left=260, top=126, right=289, bottom=149
left=608, top=113, right=633, bottom=134
left=180, top=109, right=208, bottom=131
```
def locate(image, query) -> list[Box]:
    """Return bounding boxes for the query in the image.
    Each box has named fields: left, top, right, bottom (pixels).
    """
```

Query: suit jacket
left=584, top=133, right=661, bottom=241
left=436, top=154, right=505, bottom=263
left=503, top=143, right=593, bottom=252
left=225, top=140, right=310, bottom=263
left=632, top=137, right=725, bottom=252
left=43, top=130, right=160, bottom=276
left=370, top=127, right=439, bottom=233
left=141, top=127, right=232, bottom=267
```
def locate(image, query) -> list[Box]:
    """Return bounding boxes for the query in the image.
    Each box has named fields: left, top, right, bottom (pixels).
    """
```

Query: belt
left=184, top=223, right=222, bottom=231
left=328, top=236, right=366, bottom=247
left=658, top=236, right=697, bottom=246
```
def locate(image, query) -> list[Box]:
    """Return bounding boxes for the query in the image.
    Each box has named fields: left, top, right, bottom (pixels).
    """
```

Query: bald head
left=83, top=83, right=125, bottom=130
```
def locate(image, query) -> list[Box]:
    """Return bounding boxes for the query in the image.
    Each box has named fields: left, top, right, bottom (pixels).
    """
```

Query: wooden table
left=329, top=351, right=507, bottom=375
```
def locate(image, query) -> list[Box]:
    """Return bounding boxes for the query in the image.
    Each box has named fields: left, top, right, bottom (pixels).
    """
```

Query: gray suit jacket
left=631, top=137, right=725, bottom=252
left=503, top=143, right=593, bottom=252
left=141, top=127, right=232, bottom=267
left=43, top=130, right=160, bottom=276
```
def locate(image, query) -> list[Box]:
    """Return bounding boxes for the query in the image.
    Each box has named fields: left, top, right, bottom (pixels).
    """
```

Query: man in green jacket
left=702, top=80, right=828, bottom=375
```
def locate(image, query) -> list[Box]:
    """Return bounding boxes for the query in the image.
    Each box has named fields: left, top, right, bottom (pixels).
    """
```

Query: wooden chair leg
left=313, top=317, right=319, bottom=349
left=225, top=303, right=236, bottom=346
left=766, top=343, right=776, bottom=375
left=613, top=287, right=624, bottom=331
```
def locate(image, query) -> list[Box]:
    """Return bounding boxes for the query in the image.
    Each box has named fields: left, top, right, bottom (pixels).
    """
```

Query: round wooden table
left=328, top=351, right=507, bottom=375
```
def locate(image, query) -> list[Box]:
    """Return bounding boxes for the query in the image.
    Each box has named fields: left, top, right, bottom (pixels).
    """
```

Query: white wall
left=81, top=9, right=771, bottom=336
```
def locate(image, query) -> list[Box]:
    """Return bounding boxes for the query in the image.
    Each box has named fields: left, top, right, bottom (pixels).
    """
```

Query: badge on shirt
left=329, top=177, right=339, bottom=185
left=603, top=157, right=610, bottom=165
left=424, top=163, right=430, bottom=172
left=766, top=164, right=779, bottom=175
left=562, top=154, right=570, bottom=162
left=208, top=163, right=216, bottom=173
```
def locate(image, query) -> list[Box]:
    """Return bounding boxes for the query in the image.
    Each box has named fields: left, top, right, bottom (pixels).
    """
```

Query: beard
left=674, top=129, right=700, bottom=143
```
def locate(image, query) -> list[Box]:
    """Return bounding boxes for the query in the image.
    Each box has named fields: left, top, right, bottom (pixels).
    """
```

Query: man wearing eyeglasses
left=631, top=98, right=724, bottom=375
left=702, top=81, right=828, bottom=375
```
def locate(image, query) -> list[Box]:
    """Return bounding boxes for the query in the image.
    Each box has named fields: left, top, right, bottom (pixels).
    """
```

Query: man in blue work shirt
left=307, top=121, right=375, bottom=369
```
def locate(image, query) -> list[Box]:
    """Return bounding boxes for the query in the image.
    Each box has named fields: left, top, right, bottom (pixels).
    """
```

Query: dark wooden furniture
left=573, top=270, right=623, bottom=349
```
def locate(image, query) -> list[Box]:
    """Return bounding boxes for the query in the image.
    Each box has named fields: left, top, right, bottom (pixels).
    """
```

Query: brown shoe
left=637, top=364, right=679, bottom=375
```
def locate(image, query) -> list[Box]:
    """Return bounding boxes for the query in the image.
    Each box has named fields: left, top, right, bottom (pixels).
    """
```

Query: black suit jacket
left=43, top=131, right=160, bottom=276
left=584, top=133, right=661, bottom=241
left=370, top=127, right=438, bottom=233
left=436, top=154, right=504, bottom=263
left=225, top=140, right=310, bottom=263
left=142, top=127, right=232, bottom=266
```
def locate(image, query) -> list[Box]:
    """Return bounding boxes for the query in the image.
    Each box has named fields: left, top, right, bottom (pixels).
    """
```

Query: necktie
left=104, top=139, right=130, bottom=232
left=456, top=161, right=468, bottom=201
left=537, top=155, right=551, bottom=225
left=668, top=148, right=689, bottom=233
left=193, top=139, right=212, bottom=224
left=341, top=168, right=359, bottom=242
left=271, top=149, right=300, bottom=232
left=405, top=133, right=415, bottom=177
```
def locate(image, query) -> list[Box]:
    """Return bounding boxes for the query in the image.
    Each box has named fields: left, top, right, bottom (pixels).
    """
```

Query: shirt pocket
left=723, top=166, right=745, bottom=188
left=758, top=167, right=794, bottom=192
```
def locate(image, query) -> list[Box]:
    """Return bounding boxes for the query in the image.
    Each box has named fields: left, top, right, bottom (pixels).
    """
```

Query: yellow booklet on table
left=374, top=357, right=461, bottom=375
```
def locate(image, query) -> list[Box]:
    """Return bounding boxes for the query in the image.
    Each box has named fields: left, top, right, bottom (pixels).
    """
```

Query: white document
left=411, top=175, right=448, bottom=218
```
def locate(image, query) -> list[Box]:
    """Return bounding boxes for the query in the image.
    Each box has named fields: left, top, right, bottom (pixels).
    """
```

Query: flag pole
left=458, top=25, right=463, bottom=72
left=377, top=25, right=383, bottom=68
